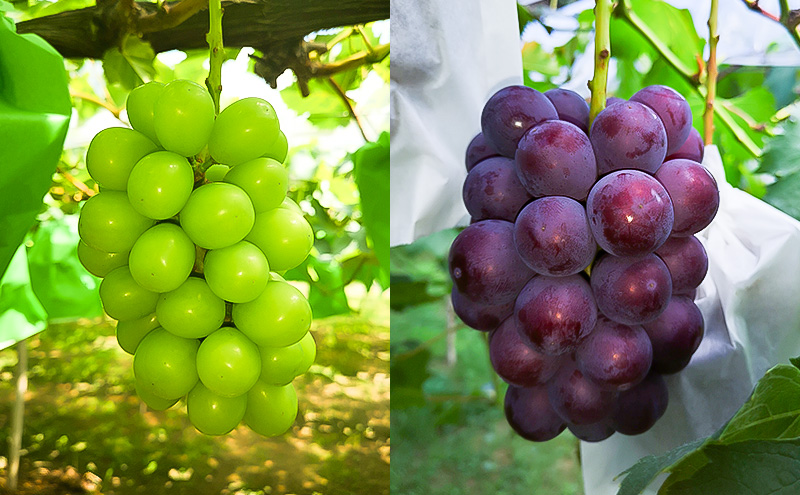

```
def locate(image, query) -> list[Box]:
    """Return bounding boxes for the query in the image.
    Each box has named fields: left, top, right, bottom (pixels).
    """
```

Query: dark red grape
left=481, top=85, right=558, bottom=157
left=576, top=316, right=653, bottom=391
left=544, top=88, right=590, bottom=133
left=631, top=85, right=693, bottom=155
left=465, top=132, right=500, bottom=171
left=504, top=385, right=566, bottom=442
left=463, top=156, right=532, bottom=222
left=515, top=120, right=597, bottom=200
left=655, top=236, right=708, bottom=294
left=642, top=296, right=704, bottom=374
left=451, top=286, right=514, bottom=331
left=490, top=317, right=562, bottom=387
left=548, top=361, right=617, bottom=425
left=586, top=170, right=674, bottom=257
left=515, top=275, right=597, bottom=356
left=448, top=220, right=534, bottom=305
left=590, top=101, right=667, bottom=175
left=514, top=196, right=597, bottom=277
left=568, top=421, right=615, bottom=442
left=665, top=127, right=704, bottom=163
left=655, top=159, right=719, bottom=236
left=611, top=373, right=669, bottom=435
left=590, top=253, right=672, bottom=325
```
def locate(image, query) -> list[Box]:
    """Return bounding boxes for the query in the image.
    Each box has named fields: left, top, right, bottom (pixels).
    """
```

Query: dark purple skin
left=606, top=96, right=626, bottom=106
left=590, top=253, right=673, bottom=326
left=665, top=127, right=704, bottom=163
left=631, top=85, right=693, bottom=155
left=490, top=317, right=562, bottom=387
left=590, top=101, right=668, bottom=175
left=655, top=236, right=709, bottom=294
left=504, top=385, right=566, bottom=442
left=515, top=120, right=597, bottom=200
left=465, top=132, right=500, bottom=172
left=576, top=316, right=653, bottom=391
left=655, top=159, right=720, bottom=236
left=515, top=275, right=598, bottom=356
left=449, top=220, right=535, bottom=305
left=586, top=170, right=674, bottom=257
left=463, top=156, right=532, bottom=222
left=451, top=286, right=514, bottom=332
left=481, top=85, right=559, bottom=157
left=548, top=361, right=617, bottom=425
left=642, top=296, right=704, bottom=374
left=568, top=421, right=615, bottom=443
left=611, top=373, right=669, bottom=435
left=514, top=196, right=597, bottom=277
left=544, top=88, right=590, bottom=133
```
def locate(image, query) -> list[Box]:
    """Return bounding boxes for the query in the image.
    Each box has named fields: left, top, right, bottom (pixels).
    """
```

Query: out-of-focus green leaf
left=307, top=256, right=351, bottom=318
left=353, top=132, right=389, bottom=288
left=758, top=109, right=800, bottom=177
left=390, top=341, right=431, bottom=409
left=522, top=41, right=561, bottom=78
left=280, top=79, right=350, bottom=129
left=0, top=244, right=48, bottom=351
left=517, top=3, right=535, bottom=35
left=103, top=35, right=156, bottom=92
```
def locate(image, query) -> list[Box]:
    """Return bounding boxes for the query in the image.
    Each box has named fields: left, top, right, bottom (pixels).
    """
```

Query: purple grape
left=548, top=361, right=617, bottom=425
left=655, top=159, right=720, bottom=236
left=465, top=132, right=500, bottom=171
left=515, top=120, right=597, bottom=200
left=568, top=421, right=615, bottom=442
left=514, top=197, right=597, bottom=277
left=642, top=296, right=704, bottom=374
left=586, top=170, right=674, bottom=257
left=631, top=85, right=693, bottom=155
left=504, top=385, right=566, bottom=442
left=489, top=317, right=562, bottom=387
left=449, top=220, right=534, bottom=305
left=451, top=286, right=514, bottom=331
left=655, top=236, right=708, bottom=294
left=606, top=96, right=626, bottom=106
left=515, top=275, right=597, bottom=356
left=462, top=156, right=532, bottom=222
left=611, top=373, right=669, bottom=435
left=544, top=88, right=590, bottom=133
left=590, top=254, right=672, bottom=325
left=480, top=85, right=558, bottom=157
left=590, top=101, right=668, bottom=175
left=576, top=316, right=653, bottom=391
left=665, top=127, right=704, bottom=163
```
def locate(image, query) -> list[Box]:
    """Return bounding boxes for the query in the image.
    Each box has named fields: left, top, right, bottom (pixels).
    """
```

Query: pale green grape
left=135, top=379, right=178, bottom=411
left=208, top=97, right=280, bottom=166
left=99, top=266, right=159, bottom=321
left=187, top=382, right=247, bottom=435
left=295, top=331, right=316, bottom=377
left=156, top=277, right=225, bottom=338
left=127, top=81, right=165, bottom=145
left=133, top=327, right=199, bottom=400
left=128, top=223, right=195, bottom=293
left=279, top=197, right=303, bottom=215
left=77, top=241, right=128, bottom=278
left=86, top=127, right=158, bottom=190
left=246, top=208, right=313, bottom=271
left=223, top=157, right=288, bottom=212
left=196, top=327, right=261, bottom=398
left=127, top=151, right=194, bottom=220
left=264, top=130, right=288, bottom=163
left=116, top=313, right=159, bottom=354
left=204, top=164, right=230, bottom=182
left=244, top=381, right=297, bottom=437
left=258, top=340, right=304, bottom=386
left=179, top=182, right=255, bottom=249
left=153, top=80, right=215, bottom=157
left=203, top=241, right=268, bottom=303
left=78, top=191, right=155, bottom=253
left=231, top=281, right=311, bottom=347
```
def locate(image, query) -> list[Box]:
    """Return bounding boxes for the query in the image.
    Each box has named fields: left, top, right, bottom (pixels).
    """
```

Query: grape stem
left=703, top=0, right=718, bottom=145
left=588, top=0, right=612, bottom=126
left=207, top=0, right=224, bottom=114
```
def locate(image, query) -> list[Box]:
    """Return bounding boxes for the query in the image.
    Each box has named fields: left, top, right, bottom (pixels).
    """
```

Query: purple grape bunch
left=451, top=85, right=719, bottom=442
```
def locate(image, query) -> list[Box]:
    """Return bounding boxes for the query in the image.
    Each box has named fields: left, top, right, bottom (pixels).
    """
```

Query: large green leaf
left=353, top=132, right=389, bottom=288
left=0, top=17, right=71, bottom=280
left=0, top=244, right=48, bottom=350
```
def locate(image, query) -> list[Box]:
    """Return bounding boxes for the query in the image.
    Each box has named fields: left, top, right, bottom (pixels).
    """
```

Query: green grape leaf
left=353, top=132, right=389, bottom=288
left=390, top=341, right=431, bottom=409
left=0, top=18, right=71, bottom=281
left=758, top=109, right=800, bottom=177
left=615, top=437, right=708, bottom=495
left=522, top=41, right=561, bottom=78
left=103, top=35, right=156, bottom=96
left=0, top=244, right=48, bottom=350
left=306, top=255, right=350, bottom=318
left=763, top=171, right=800, bottom=221
left=280, top=79, right=350, bottom=129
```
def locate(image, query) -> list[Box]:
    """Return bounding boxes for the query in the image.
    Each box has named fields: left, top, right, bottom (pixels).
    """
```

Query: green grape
left=116, top=313, right=159, bottom=354
left=134, top=327, right=200, bottom=400
left=179, top=183, right=255, bottom=249
left=77, top=241, right=128, bottom=278
left=156, top=277, right=225, bottom=338
left=279, top=197, right=303, bottom=215
left=223, top=157, right=288, bottom=212
left=127, top=81, right=165, bottom=145
left=78, top=191, right=155, bottom=253
left=295, top=331, right=316, bottom=377
left=203, top=241, right=268, bottom=303
left=127, top=151, right=194, bottom=220
left=269, top=272, right=286, bottom=282
left=232, top=281, right=311, bottom=347
left=86, top=127, right=158, bottom=190
left=128, top=223, right=195, bottom=293
left=187, top=382, right=247, bottom=435
left=258, top=340, right=304, bottom=386
left=135, top=379, right=178, bottom=411
left=196, top=327, right=261, bottom=398
left=246, top=208, right=313, bottom=271
left=153, top=80, right=215, bottom=157
left=99, top=266, right=159, bottom=321
left=204, top=164, right=230, bottom=182
left=244, top=381, right=297, bottom=437
left=208, top=97, right=280, bottom=166
left=264, top=130, right=288, bottom=163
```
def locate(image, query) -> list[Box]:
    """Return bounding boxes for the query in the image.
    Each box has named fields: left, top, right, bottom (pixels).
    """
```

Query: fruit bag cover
left=389, top=0, right=521, bottom=246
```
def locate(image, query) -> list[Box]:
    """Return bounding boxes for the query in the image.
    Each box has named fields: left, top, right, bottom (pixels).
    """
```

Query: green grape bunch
left=77, top=79, right=316, bottom=438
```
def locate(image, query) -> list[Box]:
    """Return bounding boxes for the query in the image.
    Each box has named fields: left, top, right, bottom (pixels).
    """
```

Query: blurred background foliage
left=0, top=0, right=389, bottom=493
